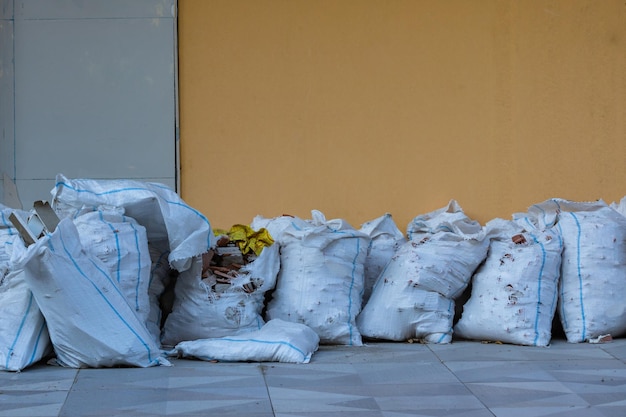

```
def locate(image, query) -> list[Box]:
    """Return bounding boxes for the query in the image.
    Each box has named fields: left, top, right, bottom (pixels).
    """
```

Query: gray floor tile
left=374, top=393, right=486, bottom=411
left=275, top=412, right=385, bottom=417
left=431, top=340, right=615, bottom=362
left=489, top=406, right=607, bottom=417
left=598, top=339, right=626, bottom=361
left=442, top=361, right=557, bottom=383
left=0, top=363, right=77, bottom=391
left=0, top=390, right=68, bottom=417
left=3, top=338, right=626, bottom=416
left=354, top=361, right=459, bottom=384
left=268, top=386, right=379, bottom=413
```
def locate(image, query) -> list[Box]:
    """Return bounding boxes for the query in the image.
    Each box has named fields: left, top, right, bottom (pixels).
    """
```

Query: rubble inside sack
left=160, top=225, right=280, bottom=347
left=202, top=238, right=258, bottom=294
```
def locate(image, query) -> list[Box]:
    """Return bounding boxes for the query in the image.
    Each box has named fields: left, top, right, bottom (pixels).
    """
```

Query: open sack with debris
left=454, top=218, right=563, bottom=346
left=357, top=200, right=489, bottom=344
left=520, top=199, right=626, bottom=343
left=0, top=205, right=52, bottom=372
left=160, top=227, right=280, bottom=347
left=253, top=210, right=370, bottom=346
left=172, top=319, right=319, bottom=364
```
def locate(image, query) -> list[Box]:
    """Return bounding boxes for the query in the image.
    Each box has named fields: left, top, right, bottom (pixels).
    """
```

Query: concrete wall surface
left=178, top=0, right=626, bottom=230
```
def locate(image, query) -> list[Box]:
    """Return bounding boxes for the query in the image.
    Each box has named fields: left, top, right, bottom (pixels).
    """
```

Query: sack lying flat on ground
left=0, top=205, right=52, bottom=371
left=173, top=319, right=319, bottom=364
left=357, top=200, right=488, bottom=344
left=454, top=218, right=563, bottom=346
left=11, top=218, right=169, bottom=368
left=259, top=211, right=369, bottom=346
left=161, top=243, right=280, bottom=346
left=527, top=199, right=626, bottom=343
left=359, top=213, right=406, bottom=306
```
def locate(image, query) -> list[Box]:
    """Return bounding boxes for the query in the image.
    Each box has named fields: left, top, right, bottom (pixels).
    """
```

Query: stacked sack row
left=2, top=173, right=625, bottom=372
left=358, top=198, right=626, bottom=348
left=170, top=197, right=626, bottom=354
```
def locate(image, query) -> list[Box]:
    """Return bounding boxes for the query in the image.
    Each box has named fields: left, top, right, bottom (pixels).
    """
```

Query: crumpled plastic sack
left=357, top=200, right=488, bottom=343
left=160, top=243, right=280, bottom=346
left=10, top=218, right=169, bottom=368
left=173, top=319, right=319, bottom=364
left=214, top=224, right=274, bottom=256
left=0, top=266, right=52, bottom=372
left=0, top=205, right=52, bottom=371
left=51, top=173, right=214, bottom=272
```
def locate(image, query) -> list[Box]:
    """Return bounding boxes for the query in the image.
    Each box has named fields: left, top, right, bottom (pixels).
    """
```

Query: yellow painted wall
left=178, top=0, right=626, bottom=232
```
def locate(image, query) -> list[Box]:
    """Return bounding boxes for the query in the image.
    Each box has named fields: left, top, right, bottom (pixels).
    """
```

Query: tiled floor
left=1, top=338, right=626, bottom=417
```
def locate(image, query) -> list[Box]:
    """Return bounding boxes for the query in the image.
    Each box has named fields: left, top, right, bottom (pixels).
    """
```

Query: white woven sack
left=11, top=218, right=168, bottom=368
left=530, top=199, right=626, bottom=342
left=0, top=268, right=52, bottom=372
left=250, top=214, right=310, bottom=244
left=265, top=210, right=369, bottom=346
left=357, top=200, right=488, bottom=343
left=73, top=208, right=151, bottom=327
left=174, top=319, right=319, bottom=364
left=455, top=218, right=563, bottom=346
left=0, top=207, right=52, bottom=371
left=359, top=213, right=406, bottom=306
left=161, top=243, right=280, bottom=346
left=51, top=173, right=214, bottom=272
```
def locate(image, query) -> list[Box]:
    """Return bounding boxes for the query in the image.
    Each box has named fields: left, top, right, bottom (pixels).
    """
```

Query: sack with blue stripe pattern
left=11, top=218, right=169, bottom=368
left=261, top=210, right=370, bottom=346
left=528, top=199, right=626, bottom=343
left=51, top=173, right=214, bottom=272
left=0, top=206, right=52, bottom=371
left=72, top=208, right=152, bottom=335
left=173, top=319, right=319, bottom=363
left=454, top=218, right=562, bottom=346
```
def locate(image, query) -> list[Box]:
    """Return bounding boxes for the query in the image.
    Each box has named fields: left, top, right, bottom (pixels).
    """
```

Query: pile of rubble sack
left=2, top=174, right=626, bottom=372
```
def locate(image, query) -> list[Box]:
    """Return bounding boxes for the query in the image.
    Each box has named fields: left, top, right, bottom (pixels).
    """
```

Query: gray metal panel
left=14, top=16, right=176, bottom=181
left=0, top=17, right=14, bottom=185
left=0, top=0, right=13, bottom=20
left=15, top=0, right=175, bottom=19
